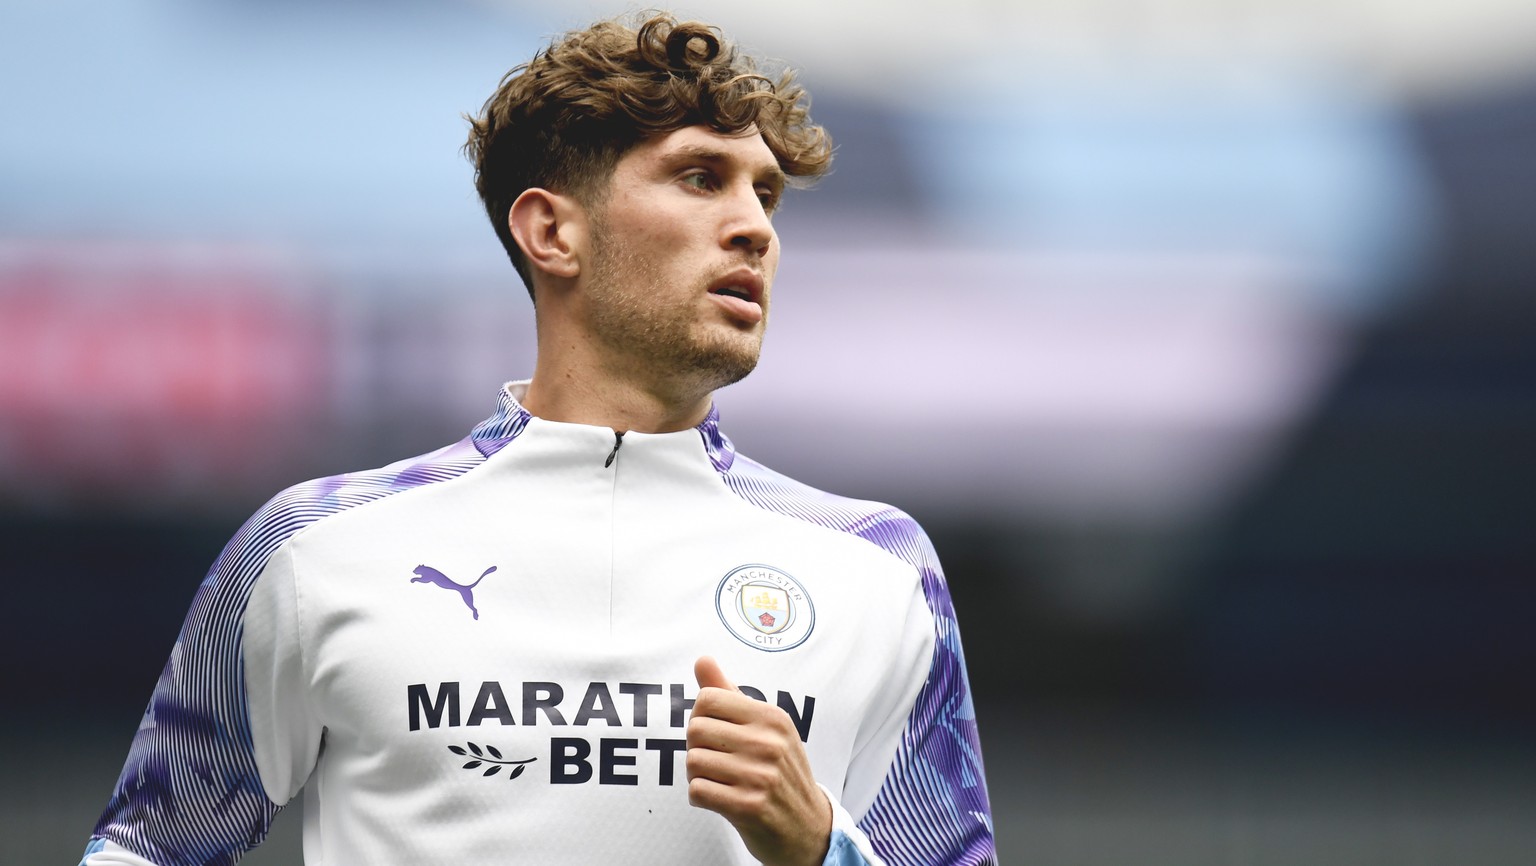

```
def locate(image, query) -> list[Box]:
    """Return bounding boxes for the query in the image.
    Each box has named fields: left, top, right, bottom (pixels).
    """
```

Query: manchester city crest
left=715, top=564, right=815, bottom=652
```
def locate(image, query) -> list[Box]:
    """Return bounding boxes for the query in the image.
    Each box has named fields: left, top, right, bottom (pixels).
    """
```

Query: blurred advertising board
left=0, top=241, right=334, bottom=511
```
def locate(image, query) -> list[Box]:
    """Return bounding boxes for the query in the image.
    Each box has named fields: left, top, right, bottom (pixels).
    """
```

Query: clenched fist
left=687, top=656, right=832, bottom=866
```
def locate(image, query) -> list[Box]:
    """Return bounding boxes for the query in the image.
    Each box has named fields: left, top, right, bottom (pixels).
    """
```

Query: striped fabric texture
left=700, top=407, right=998, bottom=865
left=86, top=394, right=531, bottom=865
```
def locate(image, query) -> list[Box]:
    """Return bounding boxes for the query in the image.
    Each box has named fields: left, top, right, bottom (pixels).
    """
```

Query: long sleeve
left=79, top=432, right=494, bottom=865
left=804, top=518, right=995, bottom=866
left=81, top=505, right=323, bottom=865
left=709, top=433, right=998, bottom=866
left=843, top=522, right=996, bottom=865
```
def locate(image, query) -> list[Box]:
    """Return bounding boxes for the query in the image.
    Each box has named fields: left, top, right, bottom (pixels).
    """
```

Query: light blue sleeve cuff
left=823, top=829, right=872, bottom=859
left=818, top=783, right=886, bottom=866
left=77, top=837, right=107, bottom=865
left=823, top=830, right=867, bottom=866
left=79, top=836, right=163, bottom=866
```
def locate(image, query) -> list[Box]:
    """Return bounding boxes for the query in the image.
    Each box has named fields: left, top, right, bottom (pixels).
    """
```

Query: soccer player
left=81, top=13, right=995, bottom=865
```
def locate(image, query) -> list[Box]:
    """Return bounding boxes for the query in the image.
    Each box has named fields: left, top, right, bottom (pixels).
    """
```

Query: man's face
left=580, top=124, right=784, bottom=396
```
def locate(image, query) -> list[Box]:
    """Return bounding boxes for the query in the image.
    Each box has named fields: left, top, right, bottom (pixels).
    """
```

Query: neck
left=521, top=329, right=713, bottom=433
left=521, top=275, right=736, bottom=433
left=520, top=366, right=712, bottom=434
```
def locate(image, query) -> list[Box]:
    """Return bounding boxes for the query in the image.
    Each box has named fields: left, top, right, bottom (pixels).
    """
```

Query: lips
left=707, top=268, right=766, bottom=325
left=707, top=268, right=765, bottom=306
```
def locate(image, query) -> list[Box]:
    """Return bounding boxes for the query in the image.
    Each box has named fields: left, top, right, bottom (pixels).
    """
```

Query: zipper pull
left=604, top=431, right=625, bottom=468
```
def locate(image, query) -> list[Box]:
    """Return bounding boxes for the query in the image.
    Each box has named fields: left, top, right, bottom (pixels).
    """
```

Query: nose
left=723, top=186, right=775, bottom=258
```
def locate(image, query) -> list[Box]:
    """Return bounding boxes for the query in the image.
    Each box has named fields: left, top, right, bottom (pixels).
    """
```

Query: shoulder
left=250, top=384, right=532, bottom=549
left=219, top=383, right=528, bottom=585
left=715, top=450, right=940, bottom=577
left=217, top=436, right=491, bottom=585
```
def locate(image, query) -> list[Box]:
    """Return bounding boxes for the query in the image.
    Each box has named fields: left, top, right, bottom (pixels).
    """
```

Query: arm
left=709, top=456, right=996, bottom=864
left=685, top=531, right=995, bottom=866
left=844, top=522, right=997, bottom=866
left=80, top=513, right=321, bottom=866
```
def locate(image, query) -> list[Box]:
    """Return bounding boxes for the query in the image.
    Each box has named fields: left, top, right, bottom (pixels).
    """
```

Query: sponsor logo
left=407, top=680, right=815, bottom=742
left=411, top=564, right=497, bottom=620
left=410, top=679, right=819, bottom=787
left=715, top=564, right=815, bottom=652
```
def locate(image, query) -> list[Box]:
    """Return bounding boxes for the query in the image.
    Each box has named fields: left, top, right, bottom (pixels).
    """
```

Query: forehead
left=618, top=124, right=780, bottom=177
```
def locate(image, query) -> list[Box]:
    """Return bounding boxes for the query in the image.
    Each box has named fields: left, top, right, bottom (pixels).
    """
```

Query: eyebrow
left=667, top=143, right=787, bottom=192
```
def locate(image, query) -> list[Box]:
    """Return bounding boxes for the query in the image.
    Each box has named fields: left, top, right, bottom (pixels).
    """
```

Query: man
left=81, top=14, right=994, bottom=866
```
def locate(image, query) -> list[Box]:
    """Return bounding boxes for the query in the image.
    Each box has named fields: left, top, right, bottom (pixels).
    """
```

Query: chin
left=683, top=335, right=762, bottom=391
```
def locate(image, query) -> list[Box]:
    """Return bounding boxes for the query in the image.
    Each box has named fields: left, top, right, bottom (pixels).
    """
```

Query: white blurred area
left=0, top=0, right=1525, bottom=523
left=677, top=0, right=1536, bottom=99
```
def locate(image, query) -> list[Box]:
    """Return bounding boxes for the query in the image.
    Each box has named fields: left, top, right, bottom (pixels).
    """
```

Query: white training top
left=82, top=382, right=995, bottom=866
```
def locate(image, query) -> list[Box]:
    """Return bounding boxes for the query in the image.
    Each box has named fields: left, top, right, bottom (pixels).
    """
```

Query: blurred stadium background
left=3, top=0, right=1534, bottom=862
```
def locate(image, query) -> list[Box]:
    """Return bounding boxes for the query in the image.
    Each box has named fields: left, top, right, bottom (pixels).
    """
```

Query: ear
left=508, top=188, right=586, bottom=281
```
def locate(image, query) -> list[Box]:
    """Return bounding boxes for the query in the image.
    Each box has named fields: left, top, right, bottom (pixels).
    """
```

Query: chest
left=285, top=471, right=919, bottom=793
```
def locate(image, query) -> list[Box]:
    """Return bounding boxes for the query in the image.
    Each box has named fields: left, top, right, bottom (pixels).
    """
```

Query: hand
left=687, top=656, right=833, bottom=866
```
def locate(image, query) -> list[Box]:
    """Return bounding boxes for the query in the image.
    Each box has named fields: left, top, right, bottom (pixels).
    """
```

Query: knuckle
left=750, top=762, right=780, bottom=789
left=686, top=717, right=719, bottom=747
left=747, top=728, right=780, bottom=756
left=768, top=705, right=796, bottom=734
left=741, top=787, right=769, bottom=814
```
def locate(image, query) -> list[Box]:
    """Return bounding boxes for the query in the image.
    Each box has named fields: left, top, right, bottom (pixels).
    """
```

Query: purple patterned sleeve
left=85, top=393, right=529, bottom=864
left=852, top=519, right=995, bottom=863
left=701, top=410, right=997, bottom=865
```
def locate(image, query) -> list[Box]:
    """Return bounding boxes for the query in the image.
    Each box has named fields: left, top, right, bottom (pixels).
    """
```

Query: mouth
left=710, top=286, right=754, bottom=302
left=707, top=269, right=765, bottom=305
left=707, top=269, right=766, bottom=325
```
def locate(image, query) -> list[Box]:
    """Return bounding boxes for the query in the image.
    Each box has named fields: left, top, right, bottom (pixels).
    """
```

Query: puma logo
left=411, top=565, right=497, bottom=620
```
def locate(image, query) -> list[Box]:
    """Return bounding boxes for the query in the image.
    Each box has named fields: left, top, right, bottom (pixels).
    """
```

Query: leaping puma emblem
left=411, top=565, right=497, bottom=620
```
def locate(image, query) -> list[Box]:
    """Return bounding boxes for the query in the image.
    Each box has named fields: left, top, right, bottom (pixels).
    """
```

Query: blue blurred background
left=3, top=1, right=1534, bottom=862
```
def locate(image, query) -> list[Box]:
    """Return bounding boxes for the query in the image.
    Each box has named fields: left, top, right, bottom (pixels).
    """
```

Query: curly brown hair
left=465, top=13, right=833, bottom=294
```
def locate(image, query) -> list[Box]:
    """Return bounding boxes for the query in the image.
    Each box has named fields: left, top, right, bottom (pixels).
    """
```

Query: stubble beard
left=585, top=219, right=765, bottom=397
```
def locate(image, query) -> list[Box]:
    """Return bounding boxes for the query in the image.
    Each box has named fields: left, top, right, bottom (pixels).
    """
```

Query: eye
left=757, top=189, right=780, bottom=214
left=680, top=171, right=715, bottom=192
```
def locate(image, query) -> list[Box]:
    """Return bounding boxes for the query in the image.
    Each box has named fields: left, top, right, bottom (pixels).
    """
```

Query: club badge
left=715, top=564, right=815, bottom=652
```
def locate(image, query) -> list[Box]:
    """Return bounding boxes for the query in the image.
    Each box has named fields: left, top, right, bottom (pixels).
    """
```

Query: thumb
left=694, top=655, right=738, bottom=692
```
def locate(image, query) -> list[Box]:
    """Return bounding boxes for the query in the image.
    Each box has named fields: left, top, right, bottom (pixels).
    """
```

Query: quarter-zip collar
left=473, top=380, right=739, bottom=473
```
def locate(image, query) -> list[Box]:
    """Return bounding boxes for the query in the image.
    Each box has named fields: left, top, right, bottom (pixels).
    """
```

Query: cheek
left=617, top=220, right=692, bottom=270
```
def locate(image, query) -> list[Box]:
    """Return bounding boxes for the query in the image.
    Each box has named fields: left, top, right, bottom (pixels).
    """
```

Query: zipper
left=604, top=430, right=625, bottom=468
left=604, top=430, right=623, bottom=634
